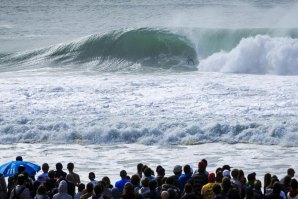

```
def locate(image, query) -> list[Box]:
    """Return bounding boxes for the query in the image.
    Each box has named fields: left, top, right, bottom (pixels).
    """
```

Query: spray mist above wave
left=0, top=28, right=198, bottom=72
left=198, top=35, right=298, bottom=75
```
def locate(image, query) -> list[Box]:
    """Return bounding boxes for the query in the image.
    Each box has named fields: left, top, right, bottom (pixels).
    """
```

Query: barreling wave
left=0, top=28, right=198, bottom=72
left=1, top=27, right=298, bottom=75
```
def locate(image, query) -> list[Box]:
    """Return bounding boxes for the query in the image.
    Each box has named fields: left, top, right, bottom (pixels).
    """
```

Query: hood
left=58, top=180, right=68, bottom=193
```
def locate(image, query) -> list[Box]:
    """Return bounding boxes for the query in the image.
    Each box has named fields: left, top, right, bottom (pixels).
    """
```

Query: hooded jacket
left=52, top=180, right=72, bottom=199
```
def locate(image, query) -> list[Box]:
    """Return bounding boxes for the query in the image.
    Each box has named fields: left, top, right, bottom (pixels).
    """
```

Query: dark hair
left=120, top=170, right=127, bottom=178
left=16, top=156, right=23, bottom=161
left=56, top=162, right=63, bottom=170
left=149, top=180, right=157, bottom=191
left=42, top=163, right=49, bottom=172
left=48, top=170, right=55, bottom=178
left=37, top=185, right=47, bottom=195
left=273, top=182, right=282, bottom=194
left=123, top=182, right=134, bottom=196
left=184, top=165, right=191, bottom=174
left=141, top=178, right=149, bottom=187
left=157, top=167, right=165, bottom=176
left=78, top=183, right=85, bottom=192
left=89, top=172, right=95, bottom=180
left=166, top=176, right=175, bottom=185
left=290, top=179, right=298, bottom=189
left=213, top=184, right=221, bottom=195
left=86, top=182, right=94, bottom=192
left=144, top=168, right=152, bottom=177
left=130, top=174, right=140, bottom=187
left=94, top=184, right=104, bottom=195
left=67, top=162, right=74, bottom=171
left=184, top=183, right=192, bottom=193
left=137, top=163, right=144, bottom=172
left=18, top=165, right=26, bottom=173
left=102, top=176, right=111, bottom=187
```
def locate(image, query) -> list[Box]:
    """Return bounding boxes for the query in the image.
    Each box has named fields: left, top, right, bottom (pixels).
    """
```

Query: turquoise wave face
left=1, top=27, right=298, bottom=73
left=0, top=28, right=198, bottom=72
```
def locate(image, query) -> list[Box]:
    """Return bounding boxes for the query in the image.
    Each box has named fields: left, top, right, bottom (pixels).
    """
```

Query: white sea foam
left=1, top=71, right=298, bottom=146
left=199, top=35, right=298, bottom=75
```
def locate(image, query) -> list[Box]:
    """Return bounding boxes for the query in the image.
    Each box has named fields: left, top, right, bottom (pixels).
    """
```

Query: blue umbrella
left=0, top=161, right=41, bottom=177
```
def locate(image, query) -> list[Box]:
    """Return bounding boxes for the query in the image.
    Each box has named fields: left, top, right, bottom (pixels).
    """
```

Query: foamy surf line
left=0, top=143, right=297, bottom=184
left=1, top=72, right=298, bottom=146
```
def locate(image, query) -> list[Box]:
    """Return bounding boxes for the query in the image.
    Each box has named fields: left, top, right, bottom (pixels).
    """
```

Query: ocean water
left=1, top=0, right=298, bottom=183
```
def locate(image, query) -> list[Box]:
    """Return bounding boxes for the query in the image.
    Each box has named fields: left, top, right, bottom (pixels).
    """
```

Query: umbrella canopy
left=0, top=161, right=41, bottom=177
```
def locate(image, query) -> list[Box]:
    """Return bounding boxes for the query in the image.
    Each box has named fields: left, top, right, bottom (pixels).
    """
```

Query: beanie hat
left=208, top=173, right=216, bottom=182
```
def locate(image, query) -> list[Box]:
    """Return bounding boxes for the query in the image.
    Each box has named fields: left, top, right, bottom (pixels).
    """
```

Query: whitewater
left=1, top=0, right=298, bottom=183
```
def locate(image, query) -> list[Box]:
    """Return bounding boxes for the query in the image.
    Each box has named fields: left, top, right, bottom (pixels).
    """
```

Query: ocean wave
left=0, top=28, right=198, bottom=72
left=1, top=28, right=298, bottom=75
left=198, top=35, right=298, bottom=75
left=1, top=121, right=298, bottom=146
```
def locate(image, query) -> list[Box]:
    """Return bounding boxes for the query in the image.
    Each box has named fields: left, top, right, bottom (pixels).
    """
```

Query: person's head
left=288, top=168, right=295, bottom=178
left=201, top=159, right=208, bottom=167
left=144, top=168, right=152, bottom=177
left=222, top=177, right=231, bottom=191
left=231, top=169, right=239, bottom=179
left=58, top=180, right=68, bottom=193
left=94, top=183, right=104, bottom=196
left=86, top=182, right=94, bottom=193
left=157, top=167, right=165, bottom=177
left=167, top=188, right=176, bottom=199
left=183, top=165, right=191, bottom=175
left=212, top=183, right=221, bottom=195
left=78, top=183, right=85, bottom=192
left=142, top=165, right=148, bottom=173
left=56, top=162, right=63, bottom=170
left=102, top=176, right=111, bottom=187
left=156, top=165, right=162, bottom=172
left=37, top=185, right=47, bottom=195
left=264, top=173, right=272, bottom=187
left=112, top=187, right=121, bottom=199
left=141, top=178, right=150, bottom=187
left=42, top=163, right=49, bottom=173
left=208, top=173, right=216, bottom=183
left=173, top=165, right=182, bottom=175
left=284, top=175, right=292, bottom=185
left=120, top=170, right=127, bottom=179
left=137, top=163, right=143, bottom=172
left=198, top=161, right=206, bottom=172
left=273, top=182, right=282, bottom=195
left=254, top=180, right=262, bottom=190
left=48, top=170, right=55, bottom=179
left=247, top=172, right=256, bottom=182
left=123, top=182, right=134, bottom=195
left=290, top=179, right=298, bottom=190
left=216, top=171, right=223, bottom=183
left=161, top=191, right=169, bottom=199
left=89, top=172, right=95, bottom=180
left=223, top=170, right=231, bottom=179
left=184, top=183, right=193, bottom=194
left=17, top=174, right=26, bottom=185
left=166, top=176, right=175, bottom=185
left=16, top=156, right=23, bottom=161
left=222, top=165, right=232, bottom=171
left=67, top=162, right=74, bottom=171
left=149, top=180, right=157, bottom=191
left=18, top=165, right=26, bottom=174
left=130, top=174, right=140, bottom=187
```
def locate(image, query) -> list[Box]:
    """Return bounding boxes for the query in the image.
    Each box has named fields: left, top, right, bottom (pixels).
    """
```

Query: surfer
left=187, top=56, right=194, bottom=65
